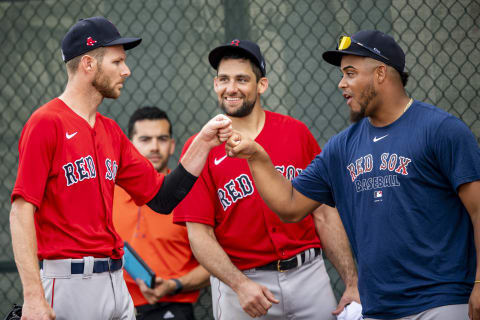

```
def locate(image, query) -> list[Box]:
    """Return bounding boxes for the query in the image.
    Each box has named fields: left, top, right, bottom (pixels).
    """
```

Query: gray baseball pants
left=211, top=254, right=337, bottom=319
left=40, top=257, right=135, bottom=320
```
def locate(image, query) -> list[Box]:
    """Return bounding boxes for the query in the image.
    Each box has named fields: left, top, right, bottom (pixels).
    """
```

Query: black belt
left=39, top=259, right=123, bottom=274
left=256, top=248, right=321, bottom=272
left=136, top=302, right=192, bottom=315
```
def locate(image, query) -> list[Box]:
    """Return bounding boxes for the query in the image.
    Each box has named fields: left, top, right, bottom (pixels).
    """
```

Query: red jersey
left=113, top=186, right=201, bottom=306
left=174, top=111, right=322, bottom=270
left=11, top=98, right=164, bottom=260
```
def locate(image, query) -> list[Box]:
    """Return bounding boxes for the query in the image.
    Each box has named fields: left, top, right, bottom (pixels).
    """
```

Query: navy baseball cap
left=322, top=30, right=405, bottom=73
left=208, top=39, right=266, bottom=77
left=61, top=16, right=142, bottom=62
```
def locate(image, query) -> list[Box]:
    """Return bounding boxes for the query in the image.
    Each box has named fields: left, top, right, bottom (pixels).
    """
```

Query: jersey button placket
left=91, top=129, right=108, bottom=219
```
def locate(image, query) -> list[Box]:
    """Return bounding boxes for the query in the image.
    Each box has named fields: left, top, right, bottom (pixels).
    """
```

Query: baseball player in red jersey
left=9, top=16, right=231, bottom=320
left=173, top=39, right=360, bottom=319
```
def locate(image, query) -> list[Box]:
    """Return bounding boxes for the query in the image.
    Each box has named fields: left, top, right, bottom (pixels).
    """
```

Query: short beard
left=350, top=81, right=376, bottom=123
left=92, top=66, right=119, bottom=99
left=220, top=97, right=256, bottom=118
left=155, top=159, right=169, bottom=174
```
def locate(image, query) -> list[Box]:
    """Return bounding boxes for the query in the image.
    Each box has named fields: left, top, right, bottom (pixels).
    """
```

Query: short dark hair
left=400, top=71, right=409, bottom=87
left=128, top=106, right=172, bottom=139
left=217, top=51, right=263, bottom=82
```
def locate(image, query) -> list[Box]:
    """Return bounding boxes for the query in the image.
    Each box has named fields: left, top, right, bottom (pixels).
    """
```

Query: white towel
left=337, top=301, right=363, bottom=320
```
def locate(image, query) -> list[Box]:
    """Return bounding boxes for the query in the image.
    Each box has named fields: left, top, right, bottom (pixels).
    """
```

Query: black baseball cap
left=61, top=16, right=142, bottom=62
left=322, top=30, right=405, bottom=73
left=208, top=39, right=266, bottom=77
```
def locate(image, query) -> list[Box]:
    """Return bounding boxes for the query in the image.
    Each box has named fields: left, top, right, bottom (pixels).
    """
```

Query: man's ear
left=257, top=77, right=269, bottom=94
left=169, top=138, right=176, bottom=156
left=80, top=55, right=97, bottom=73
left=375, top=64, right=387, bottom=84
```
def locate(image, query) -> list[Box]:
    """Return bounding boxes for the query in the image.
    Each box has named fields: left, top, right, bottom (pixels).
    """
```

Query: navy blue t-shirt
left=293, top=100, right=480, bottom=318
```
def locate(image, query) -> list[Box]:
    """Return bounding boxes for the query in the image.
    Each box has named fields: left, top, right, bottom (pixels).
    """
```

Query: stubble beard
left=155, top=158, right=168, bottom=174
left=92, top=66, right=120, bottom=99
left=220, top=96, right=256, bottom=118
left=350, top=81, right=377, bottom=123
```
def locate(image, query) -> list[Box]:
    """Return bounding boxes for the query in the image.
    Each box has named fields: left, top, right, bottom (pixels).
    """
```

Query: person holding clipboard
left=113, top=107, right=210, bottom=320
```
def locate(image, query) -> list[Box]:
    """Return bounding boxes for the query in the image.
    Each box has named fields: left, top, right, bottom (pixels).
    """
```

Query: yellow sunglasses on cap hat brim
left=337, top=35, right=389, bottom=61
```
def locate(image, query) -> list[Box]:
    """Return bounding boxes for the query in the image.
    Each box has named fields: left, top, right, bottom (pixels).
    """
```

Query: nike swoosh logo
left=373, top=134, right=388, bottom=142
left=66, top=132, right=78, bottom=139
left=214, top=155, right=228, bottom=165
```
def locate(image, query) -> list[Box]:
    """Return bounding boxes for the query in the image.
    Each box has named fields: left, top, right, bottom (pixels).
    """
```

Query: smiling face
left=338, top=55, right=380, bottom=122
left=214, top=58, right=266, bottom=118
left=131, top=119, right=175, bottom=174
left=92, top=45, right=131, bottom=99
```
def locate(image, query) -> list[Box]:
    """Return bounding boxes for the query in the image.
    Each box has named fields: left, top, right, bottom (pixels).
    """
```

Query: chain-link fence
left=1, top=0, right=479, bottom=318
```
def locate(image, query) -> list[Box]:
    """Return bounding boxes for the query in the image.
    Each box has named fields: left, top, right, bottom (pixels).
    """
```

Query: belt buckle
left=277, top=260, right=286, bottom=273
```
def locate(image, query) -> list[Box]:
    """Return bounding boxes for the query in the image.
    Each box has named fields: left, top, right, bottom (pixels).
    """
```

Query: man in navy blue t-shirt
left=225, top=30, right=480, bottom=320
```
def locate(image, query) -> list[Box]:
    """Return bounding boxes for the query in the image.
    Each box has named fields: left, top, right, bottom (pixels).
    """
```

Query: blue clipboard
left=123, top=241, right=156, bottom=288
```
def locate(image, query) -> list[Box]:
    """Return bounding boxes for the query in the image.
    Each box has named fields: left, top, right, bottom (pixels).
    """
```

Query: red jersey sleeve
left=11, top=112, right=57, bottom=207
left=173, top=135, right=216, bottom=226
left=114, top=123, right=164, bottom=206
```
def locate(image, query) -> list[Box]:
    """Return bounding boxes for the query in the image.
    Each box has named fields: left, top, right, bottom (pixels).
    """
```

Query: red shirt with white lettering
left=11, top=98, right=164, bottom=260
left=174, top=111, right=322, bottom=270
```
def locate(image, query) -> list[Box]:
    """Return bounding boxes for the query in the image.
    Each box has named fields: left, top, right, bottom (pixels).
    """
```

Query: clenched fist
left=225, top=131, right=261, bottom=160
left=197, top=114, right=233, bottom=147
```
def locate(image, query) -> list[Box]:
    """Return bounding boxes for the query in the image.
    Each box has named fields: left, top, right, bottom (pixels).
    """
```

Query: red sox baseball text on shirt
left=217, top=165, right=303, bottom=211
left=347, top=153, right=411, bottom=192
left=63, top=156, right=118, bottom=186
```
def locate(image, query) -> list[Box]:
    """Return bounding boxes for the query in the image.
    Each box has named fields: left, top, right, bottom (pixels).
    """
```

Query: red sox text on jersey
left=63, top=156, right=118, bottom=186
left=347, top=152, right=412, bottom=192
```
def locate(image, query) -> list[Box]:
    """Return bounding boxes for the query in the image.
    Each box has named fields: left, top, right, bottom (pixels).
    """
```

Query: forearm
left=247, top=145, right=293, bottom=219
left=458, top=181, right=480, bottom=319
left=180, top=136, right=212, bottom=177
left=313, top=205, right=357, bottom=288
left=174, top=265, right=210, bottom=292
left=10, top=199, right=45, bottom=301
left=247, top=144, right=313, bottom=222
left=147, top=163, right=197, bottom=214
left=469, top=210, right=480, bottom=281
left=186, top=222, right=249, bottom=292
left=458, top=182, right=480, bottom=281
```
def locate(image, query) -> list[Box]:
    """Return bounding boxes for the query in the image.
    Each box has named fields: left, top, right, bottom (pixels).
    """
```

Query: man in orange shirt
left=113, top=106, right=210, bottom=320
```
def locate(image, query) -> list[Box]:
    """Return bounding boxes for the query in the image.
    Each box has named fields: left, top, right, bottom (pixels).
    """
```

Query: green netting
left=0, top=0, right=478, bottom=317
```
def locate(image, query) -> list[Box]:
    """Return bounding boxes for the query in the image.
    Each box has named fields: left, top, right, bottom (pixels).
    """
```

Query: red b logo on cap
left=231, top=40, right=240, bottom=46
left=86, top=37, right=97, bottom=46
